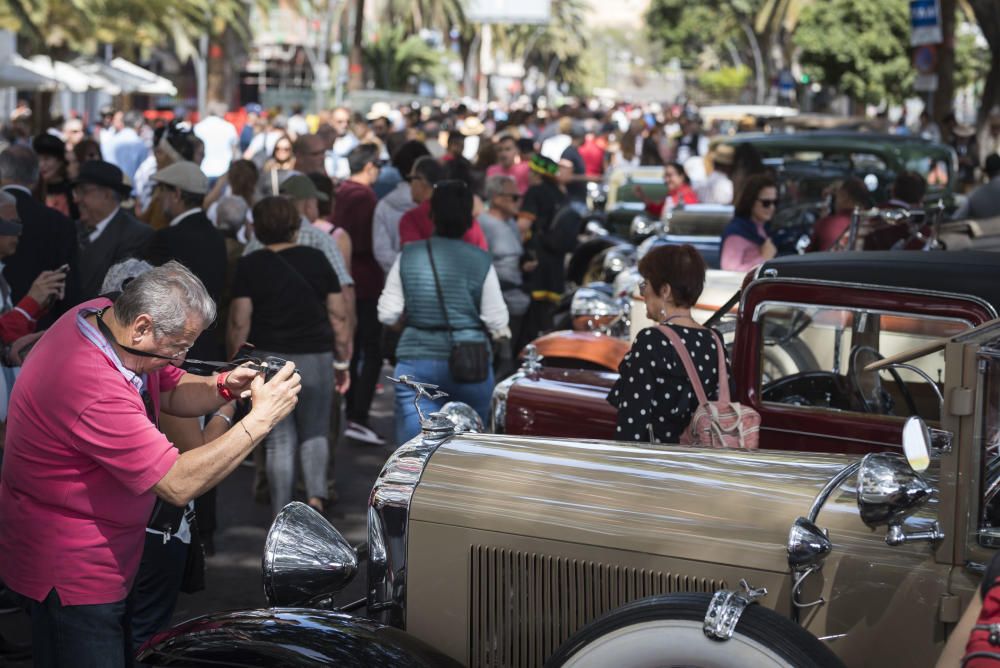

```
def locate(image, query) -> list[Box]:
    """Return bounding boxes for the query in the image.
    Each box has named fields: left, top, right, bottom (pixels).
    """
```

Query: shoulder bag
left=427, top=239, right=491, bottom=384
left=657, top=325, right=760, bottom=450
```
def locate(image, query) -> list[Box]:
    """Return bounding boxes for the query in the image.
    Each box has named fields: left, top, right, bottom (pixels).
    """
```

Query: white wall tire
left=545, top=594, right=843, bottom=668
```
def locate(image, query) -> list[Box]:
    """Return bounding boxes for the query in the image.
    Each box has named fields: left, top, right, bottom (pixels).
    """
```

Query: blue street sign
left=910, top=0, right=942, bottom=46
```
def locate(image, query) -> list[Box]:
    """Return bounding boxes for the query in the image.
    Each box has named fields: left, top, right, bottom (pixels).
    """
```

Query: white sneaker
left=345, top=421, right=386, bottom=445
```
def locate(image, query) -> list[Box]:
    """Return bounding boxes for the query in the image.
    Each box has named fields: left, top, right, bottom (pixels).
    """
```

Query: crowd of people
left=1, top=91, right=1000, bottom=665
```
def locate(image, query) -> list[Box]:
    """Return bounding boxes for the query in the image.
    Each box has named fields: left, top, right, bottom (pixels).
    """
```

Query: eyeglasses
left=757, top=199, right=778, bottom=208
left=500, top=193, right=522, bottom=201
left=639, top=279, right=648, bottom=293
left=96, top=309, right=192, bottom=361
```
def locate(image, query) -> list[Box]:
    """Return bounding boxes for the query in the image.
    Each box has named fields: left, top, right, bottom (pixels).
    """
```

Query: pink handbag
left=657, top=325, right=760, bottom=450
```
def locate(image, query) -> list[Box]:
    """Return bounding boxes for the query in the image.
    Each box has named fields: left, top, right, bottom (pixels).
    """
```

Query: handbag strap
left=656, top=325, right=730, bottom=406
left=426, top=239, right=455, bottom=347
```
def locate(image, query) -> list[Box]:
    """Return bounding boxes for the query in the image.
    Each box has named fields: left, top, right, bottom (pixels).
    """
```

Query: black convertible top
left=758, top=251, right=1000, bottom=315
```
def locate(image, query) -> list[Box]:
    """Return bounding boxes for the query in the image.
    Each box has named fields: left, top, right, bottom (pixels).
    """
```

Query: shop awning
left=72, top=58, right=177, bottom=96
left=0, top=54, right=59, bottom=90
left=28, top=56, right=121, bottom=94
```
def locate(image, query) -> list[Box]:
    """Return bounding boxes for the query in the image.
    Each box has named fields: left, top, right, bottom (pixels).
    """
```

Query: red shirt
left=333, top=179, right=383, bottom=300
left=644, top=184, right=699, bottom=218
left=398, top=201, right=489, bottom=251
left=0, top=295, right=42, bottom=344
left=0, top=298, right=183, bottom=605
left=485, top=162, right=531, bottom=194
left=578, top=139, right=605, bottom=177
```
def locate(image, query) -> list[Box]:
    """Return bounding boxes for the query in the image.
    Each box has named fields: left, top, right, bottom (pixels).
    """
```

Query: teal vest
left=397, top=237, right=493, bottom=360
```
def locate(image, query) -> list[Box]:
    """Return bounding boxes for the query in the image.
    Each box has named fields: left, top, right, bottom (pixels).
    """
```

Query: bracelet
left=239, top=421, right=255, bottom=446
left=216, top=371, right=236, bottom=402
left=210, top=412, right=233, bottom=426
left=332, top=359, right=350, bottom=371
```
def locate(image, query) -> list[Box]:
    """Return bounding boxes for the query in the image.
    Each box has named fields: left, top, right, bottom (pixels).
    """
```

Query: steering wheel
left=847, top=346, right=919, bottom=416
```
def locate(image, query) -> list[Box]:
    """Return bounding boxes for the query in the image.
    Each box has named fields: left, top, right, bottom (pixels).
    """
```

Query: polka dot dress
left=606, top=326, right=734, bottom=444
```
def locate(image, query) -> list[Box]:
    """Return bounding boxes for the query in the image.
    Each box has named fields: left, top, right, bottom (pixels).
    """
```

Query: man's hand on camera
left=225, top=362, right=261, bottom=399
left=248, top=361, right=301, bottom=430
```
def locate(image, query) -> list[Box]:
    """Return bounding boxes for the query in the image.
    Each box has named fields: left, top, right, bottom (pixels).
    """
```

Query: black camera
left=260, top=356, right=297, bottom=382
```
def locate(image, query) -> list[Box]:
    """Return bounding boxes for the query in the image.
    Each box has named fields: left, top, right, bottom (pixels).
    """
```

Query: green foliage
left=697, top=65, right=752, bottom=100
left=362, top=25, right=445, bottom=92
left=644, top=0, right=762, bottom=69
left=955, top=25, right=991, bottom=91
left=794, top=0, right=913, bottom=104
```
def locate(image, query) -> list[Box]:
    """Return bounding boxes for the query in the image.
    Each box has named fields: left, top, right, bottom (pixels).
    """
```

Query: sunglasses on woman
left=757, top=198, right=778, bottom=208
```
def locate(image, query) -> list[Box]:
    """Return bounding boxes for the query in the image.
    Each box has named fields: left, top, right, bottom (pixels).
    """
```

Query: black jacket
left=77, top=208, right=154, bottom=301
left=2, top=186, right=79, bottom=326
left=145, top=209, right=227, bottom=359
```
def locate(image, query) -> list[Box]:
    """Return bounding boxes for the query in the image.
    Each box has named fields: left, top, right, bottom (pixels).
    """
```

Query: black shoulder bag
left=426, top=239, right=491, bottom=383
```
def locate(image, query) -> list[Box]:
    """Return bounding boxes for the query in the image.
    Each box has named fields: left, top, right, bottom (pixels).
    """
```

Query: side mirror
left=263, top=502, right=358, bottom=607
left=901, top=416, right=931, bottom=472
left=856, top=452, right=932, bottom=529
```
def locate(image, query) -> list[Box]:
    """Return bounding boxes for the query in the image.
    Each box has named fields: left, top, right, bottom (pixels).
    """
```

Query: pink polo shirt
left=486, top=161, right=531, bottom=194
left=0, top=298, right=183, bottom=605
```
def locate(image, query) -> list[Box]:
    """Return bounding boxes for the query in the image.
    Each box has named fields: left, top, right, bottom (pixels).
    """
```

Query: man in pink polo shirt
left=0, top=261, right=301, bottom=667
left=485, top=134, right=530, bottom=194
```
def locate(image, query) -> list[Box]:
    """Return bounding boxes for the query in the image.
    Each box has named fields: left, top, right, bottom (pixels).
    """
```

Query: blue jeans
left=393, top=358, right=494, bottom=445
left=16, top=588, right=132, bottom=667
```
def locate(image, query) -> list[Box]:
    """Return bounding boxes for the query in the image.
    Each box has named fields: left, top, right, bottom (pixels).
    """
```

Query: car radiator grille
left=469, top=545, right=726, bottom=668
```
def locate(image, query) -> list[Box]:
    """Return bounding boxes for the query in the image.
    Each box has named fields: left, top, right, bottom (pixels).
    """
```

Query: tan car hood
left=410, top=435, right=919, bottom=574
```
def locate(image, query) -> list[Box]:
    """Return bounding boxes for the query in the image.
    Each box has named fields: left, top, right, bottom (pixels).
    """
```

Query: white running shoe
left=345, top=421, right=386, bottom=445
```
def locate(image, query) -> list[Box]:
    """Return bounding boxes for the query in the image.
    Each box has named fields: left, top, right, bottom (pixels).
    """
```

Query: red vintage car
left=492, top=251, right=1000, bottom=455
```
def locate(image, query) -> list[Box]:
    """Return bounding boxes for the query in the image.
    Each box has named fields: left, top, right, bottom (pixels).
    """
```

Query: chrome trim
left=856, top=452, right=934, bottom=529
left=369, top=379, right=458, bottom=628
left=742, top=276, right=997, bottom=322
left=703, top=579, right=768, bottom=641
left=751, top=299, right=974, bottom=329
left=489, top=345, right=543, bottom=434
left=762, top=425, right=904, bottom=450
left=807, top=461, right=862, bottom=523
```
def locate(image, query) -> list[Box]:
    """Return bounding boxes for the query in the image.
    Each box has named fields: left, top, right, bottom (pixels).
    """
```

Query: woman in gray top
left=478, top=175, right=530, bottom=345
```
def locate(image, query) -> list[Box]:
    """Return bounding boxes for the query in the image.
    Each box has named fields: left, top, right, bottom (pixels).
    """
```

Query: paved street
left=0, top=370, right=398, bottom=666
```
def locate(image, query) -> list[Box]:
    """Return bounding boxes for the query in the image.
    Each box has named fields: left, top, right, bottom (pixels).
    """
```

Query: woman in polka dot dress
left=607, top=244, right=734, bottom=443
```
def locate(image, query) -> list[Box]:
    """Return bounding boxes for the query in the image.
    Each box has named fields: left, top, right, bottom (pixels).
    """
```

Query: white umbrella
left=0, top=54, right=59, bottom=90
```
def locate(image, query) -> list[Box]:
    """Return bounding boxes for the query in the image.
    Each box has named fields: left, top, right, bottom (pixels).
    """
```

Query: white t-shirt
left=195, top=115, right=239, bottom=178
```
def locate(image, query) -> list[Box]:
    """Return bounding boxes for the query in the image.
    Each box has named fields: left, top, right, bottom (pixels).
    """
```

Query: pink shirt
left=720, top=220, right=770, bottom=272
left=0, top=298, right=183, bottom=605
left=398, top=200, right=489, bottom=251
left=486, top=162, right=531, bottom=194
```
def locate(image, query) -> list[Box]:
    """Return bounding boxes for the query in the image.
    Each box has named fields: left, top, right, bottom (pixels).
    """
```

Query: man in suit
left=0, top=146, right=78, bottom=326
left=145, top=161, right=226, bottom=361
left=73, top=161, right=154, bottom=300
left=144, top=160, right=227, bottom=555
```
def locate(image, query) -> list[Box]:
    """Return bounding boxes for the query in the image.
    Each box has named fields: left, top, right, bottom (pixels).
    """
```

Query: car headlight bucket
left=262, top=502, right=358, bottom=607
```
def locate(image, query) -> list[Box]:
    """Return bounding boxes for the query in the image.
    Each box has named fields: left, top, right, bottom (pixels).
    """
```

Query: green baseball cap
left=279, top=174, right=329, bottom=202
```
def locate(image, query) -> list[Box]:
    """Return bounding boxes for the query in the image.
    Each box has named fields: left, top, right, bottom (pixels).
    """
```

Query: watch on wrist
left=216, top=371, right=236, bottom=401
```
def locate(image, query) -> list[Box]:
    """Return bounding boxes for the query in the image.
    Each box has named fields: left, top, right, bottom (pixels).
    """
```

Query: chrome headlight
left=439, top=401, right=483, bottom=433
left=262, top=502, right=357, bottom=607
left=601, top=246, right=637, bottom=283
left=571, top=285, right=624, bottom=333
left=636, top=234, right=669, bottom=260
left=490, top=374, right=518, bottom=434
left=630, top=215, right=659, bottom=242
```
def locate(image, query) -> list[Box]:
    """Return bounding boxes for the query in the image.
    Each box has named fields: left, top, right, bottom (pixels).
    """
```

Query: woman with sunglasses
left=720, top=174, right=779, bottom=271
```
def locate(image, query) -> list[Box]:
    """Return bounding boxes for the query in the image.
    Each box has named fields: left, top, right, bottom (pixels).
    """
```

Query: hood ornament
left=387, top=375, right=455, bottom=438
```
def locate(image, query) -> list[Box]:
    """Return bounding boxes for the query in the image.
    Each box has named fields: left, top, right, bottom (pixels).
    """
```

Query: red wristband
left=217, top=371, right=236, bottom=401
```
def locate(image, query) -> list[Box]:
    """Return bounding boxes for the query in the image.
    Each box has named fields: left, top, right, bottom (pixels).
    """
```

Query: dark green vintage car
left=602, top=131, right=957, bottom=239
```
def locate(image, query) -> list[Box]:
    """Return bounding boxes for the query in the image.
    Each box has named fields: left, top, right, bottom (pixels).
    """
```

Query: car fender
left=137, top=607, right=463, bottom=668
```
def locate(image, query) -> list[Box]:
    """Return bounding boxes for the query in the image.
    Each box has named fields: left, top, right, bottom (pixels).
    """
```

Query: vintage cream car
left=140, top=306, right=1000, bottom=667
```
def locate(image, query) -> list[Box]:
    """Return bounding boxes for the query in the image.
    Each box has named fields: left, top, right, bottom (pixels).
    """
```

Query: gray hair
left=100, top=258, right=153, bottom=295
left=114, top=260, right=216, bottom=337
left=0, top=146, right=39, bottom=186
left=215, top=196, right=248, bottom=234
left=484, top=174, right=516, bottom=203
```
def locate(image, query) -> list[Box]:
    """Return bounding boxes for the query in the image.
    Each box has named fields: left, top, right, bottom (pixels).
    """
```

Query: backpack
left=657, top=325, right=760, bottom=450
left=964, top=561, right=1000, bottom=666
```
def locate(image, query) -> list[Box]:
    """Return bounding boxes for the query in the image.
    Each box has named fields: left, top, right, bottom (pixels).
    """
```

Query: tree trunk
left=932, top=0, right=956, bottom=122
left=206, top=33, right=227, bottom=105
left=969, top=0, right=1000, bottom=124
left=348, top=0, right=365, bottom=91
